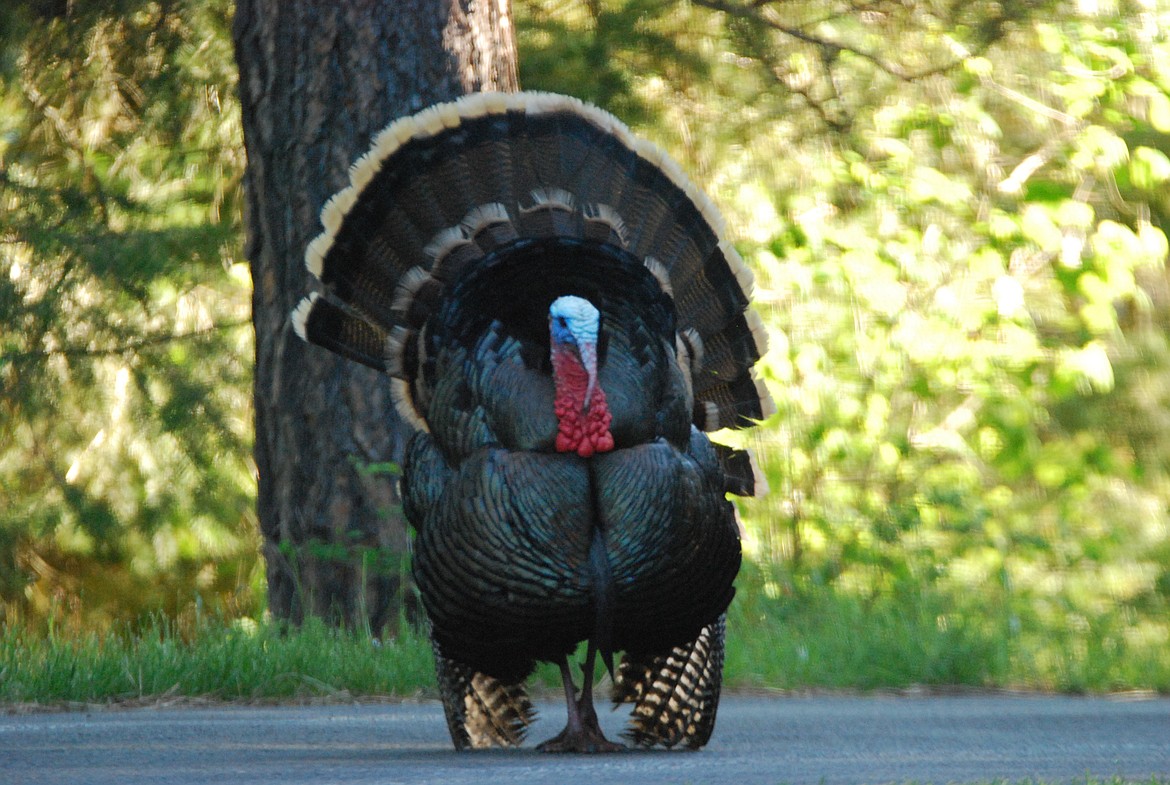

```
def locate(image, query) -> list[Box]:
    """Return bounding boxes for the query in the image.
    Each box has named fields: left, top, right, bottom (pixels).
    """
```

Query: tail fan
left=291, top=293, right=388, bottom=373
left=292, top=92, right=773, bottom=437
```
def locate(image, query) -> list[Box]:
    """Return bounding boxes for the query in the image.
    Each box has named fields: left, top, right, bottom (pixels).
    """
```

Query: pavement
left=2, top=694, right=1168, bottom=784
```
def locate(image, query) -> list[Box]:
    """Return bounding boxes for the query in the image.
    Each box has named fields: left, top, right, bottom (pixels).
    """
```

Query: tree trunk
left=233, top=1, right=519, bottom=631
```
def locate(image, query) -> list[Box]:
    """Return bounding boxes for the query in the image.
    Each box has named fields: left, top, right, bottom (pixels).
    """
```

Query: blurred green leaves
left=520, top=0, right=1170, bottom=683
left=0, top=0, right=257, bottom=629
left=3, top=0, right=1170, bottom=689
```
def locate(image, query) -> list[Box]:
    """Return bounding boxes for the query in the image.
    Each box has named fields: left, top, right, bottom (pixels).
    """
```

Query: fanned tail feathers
left=293, top=91, right=773, bottom=440
left=291, top=293, right=388, bottom=373
left=432, top=636, right=536, bottom=750
left=612, top=615, right=727, bottom=750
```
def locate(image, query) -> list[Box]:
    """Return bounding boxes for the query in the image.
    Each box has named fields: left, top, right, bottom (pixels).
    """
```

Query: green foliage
left=519, top=0, right=1170, bottom=688
left=735, top=2, right=1170, bottom=686
left=0, top=1, right=256, bottom=627
left=4, top=0, right=1170, bottom=694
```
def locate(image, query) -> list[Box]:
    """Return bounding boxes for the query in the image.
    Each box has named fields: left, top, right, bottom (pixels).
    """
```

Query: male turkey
left=292, top=92, right=773, bottom=752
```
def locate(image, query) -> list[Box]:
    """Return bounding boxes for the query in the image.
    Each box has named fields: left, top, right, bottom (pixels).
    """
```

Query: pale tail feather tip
left=643, top=256, right=673, bottom=297
left=291, top=293, right=319, bottom=342
left=754, top=373, right=777, bottom=420
left=384, top=325, right=411, bottom=378
left=321, top=187, right=356, bottom=234
left=391, top=378, right=429, bottom=433
left=305, top=234, right=330, bottom=277
left=461, top=202, right=512, bottom=234
left=745, top=308, right=770, bottom=358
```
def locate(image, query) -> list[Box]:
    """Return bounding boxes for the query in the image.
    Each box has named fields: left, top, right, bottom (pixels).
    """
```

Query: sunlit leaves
left=513, top=0, right=1169, bottom=671
left=1130, top=145, right=1170, bottom=189
left=4, top=0, right=1170, bottom=680
left=0, top=0, right=256, bottom=628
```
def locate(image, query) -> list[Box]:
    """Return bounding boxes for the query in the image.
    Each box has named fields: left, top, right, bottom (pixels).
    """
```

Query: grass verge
left=4, top=574, right=1169, bottom=706
left=0, top=615, right=434, bottom=706
left=726, top=564, right=1170, bottom=693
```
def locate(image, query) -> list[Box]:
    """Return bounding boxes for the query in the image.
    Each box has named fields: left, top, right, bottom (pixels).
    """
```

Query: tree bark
left=234, top=1, right=519, bottom=630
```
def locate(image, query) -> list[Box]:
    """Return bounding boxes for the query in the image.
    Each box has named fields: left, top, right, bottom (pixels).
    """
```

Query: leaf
left=1056, top=341, right=1115, bottom=395
left=1148, top=91, right=1170, bottom=133
left=1129, top=146, right=1170, bottom=191
left=1021, top=205, right=1062, bottom=253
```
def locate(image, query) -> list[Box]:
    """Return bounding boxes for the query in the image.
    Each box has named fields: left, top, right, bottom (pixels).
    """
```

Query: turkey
left=292, top=92, right=773, bottom=752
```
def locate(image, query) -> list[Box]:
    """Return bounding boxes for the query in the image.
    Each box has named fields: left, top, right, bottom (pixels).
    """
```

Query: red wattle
left=551, top=345, right=614, bottom=457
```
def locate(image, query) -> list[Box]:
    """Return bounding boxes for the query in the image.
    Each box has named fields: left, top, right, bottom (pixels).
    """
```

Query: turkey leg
left=536, top=641, right=625, bottom=753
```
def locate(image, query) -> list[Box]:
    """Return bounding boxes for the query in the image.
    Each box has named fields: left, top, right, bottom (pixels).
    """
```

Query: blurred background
left=2, top=0, right=1169, bottom=692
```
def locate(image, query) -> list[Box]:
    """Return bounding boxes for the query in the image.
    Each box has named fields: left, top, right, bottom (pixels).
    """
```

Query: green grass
left=725, top=565, right=1170, bottom=694
left=0, top=615, right=435, bottom=706
left=725, top=580, right=1009, bottom=691
left=4, top=575, right=1169, bottom=705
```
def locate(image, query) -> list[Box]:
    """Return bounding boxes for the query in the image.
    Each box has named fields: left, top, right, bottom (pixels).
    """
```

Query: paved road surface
left=3, top=695, right=1168, bottom=784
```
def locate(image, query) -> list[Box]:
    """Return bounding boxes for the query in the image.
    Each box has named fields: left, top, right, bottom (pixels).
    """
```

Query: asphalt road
left=2, top=694, right=1168, bottom=784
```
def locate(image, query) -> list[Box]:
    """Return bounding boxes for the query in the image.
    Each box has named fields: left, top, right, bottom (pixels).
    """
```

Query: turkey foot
left=537, top=647, right=625, bottom=753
